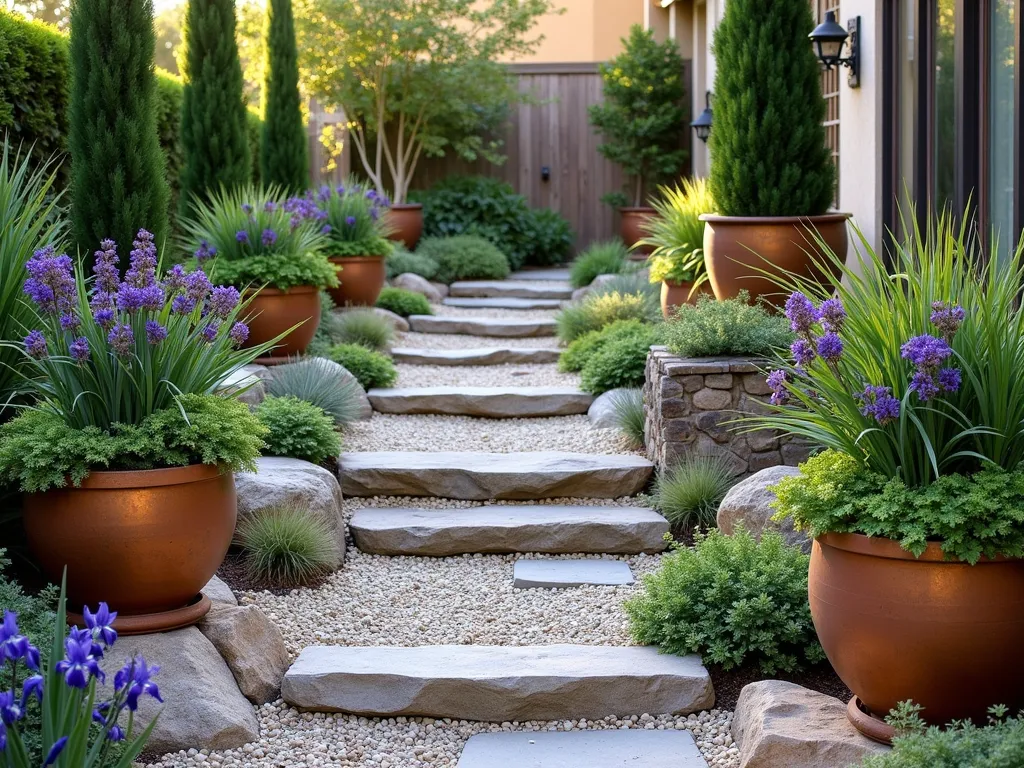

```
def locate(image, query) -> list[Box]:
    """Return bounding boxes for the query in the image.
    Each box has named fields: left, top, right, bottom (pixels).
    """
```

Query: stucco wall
left=500, top=0, right=644, bottom=63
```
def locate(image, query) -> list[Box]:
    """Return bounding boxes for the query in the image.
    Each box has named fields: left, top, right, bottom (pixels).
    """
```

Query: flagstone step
left=509, top=268, right=573, bottom=282
left=448, top=281, right=573, bottom=300
left=349, top=506, right=669, bottom=555
left=338, top=451, right=654, bottom=500
left=442, top=297, right=564, bottom=310
left=513, top=559, right=635, bottom=589
left=408, top=315, right=557, bottom=337
left=282, top=644, right=714, bottom=721
left=366, top=386, right=592, bottom=418
left=457, top=730, right=708, bottom=768
left=391, top=347, right=561, bottom=366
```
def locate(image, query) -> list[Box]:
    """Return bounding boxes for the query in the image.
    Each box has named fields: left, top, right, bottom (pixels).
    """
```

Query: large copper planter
left=700, top=213, right=850, bottom=305
left=660, top=280, right=714, bottom=319
left=809, top=533, right=1024, bottom=738
left=621, top=206, right=657, bottom=259
left=244, top=285, right=320, bottom=364
left=385, top=203, right=423, bottom=249
left=23, top=465, right=237, bottom=634
left=327, top=255, right=386, bottom=307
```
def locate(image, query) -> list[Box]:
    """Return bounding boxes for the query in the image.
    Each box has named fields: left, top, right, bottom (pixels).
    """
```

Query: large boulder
left=202, top=575, right=237, bottom=607
left=733, top=681, right=889, bottom=768
left=393, top=273, right=443, bottom=303
left=217, top=364, right=269, bottom=406
left=198, top=604, right=290, bottom=704
left=717, top=466, right=809, bottom=551
left=234, top=456, right=346, bottom=559
left=587, top=388, right=633, bottom=429
left=114, top=627, right=259, bottom=754
left=337, top=306, right=409, bottom=332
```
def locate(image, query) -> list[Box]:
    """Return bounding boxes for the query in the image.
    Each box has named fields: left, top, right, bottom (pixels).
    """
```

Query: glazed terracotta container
left=700, top=213, right=850, bottom=305
left=660, top=280, right=714, bottom=319
left=328, top=256, right=386, bottom=307
left=385, top=203, right=424, bottom=249
left=809, top=532, right=1024, bottom=740
left=244, top=285, right=320, bottom=363
left=621, top=206, right=657, bottom=258
left=23, top=464, right=237, bottom=634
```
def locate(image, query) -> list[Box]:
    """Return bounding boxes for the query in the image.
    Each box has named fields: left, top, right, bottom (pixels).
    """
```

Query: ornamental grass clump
left=640, top=178, right=714, bottom=286
left=235, top=504, right=339, bottom=586
left=417, top=235, right=511, bottom=284
left=569, top=240, right=629, bottom=289
left=556, top=290, right=660, bottom=343
left=654, top=455, right=736, bottom=528
left=313, top=181, right=394, bottom=257
left=265, top=357, right=367, bottom=426
left=330, top=309, right=393, bottom=351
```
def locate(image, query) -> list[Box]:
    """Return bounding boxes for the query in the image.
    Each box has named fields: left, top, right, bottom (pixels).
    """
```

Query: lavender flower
left=241, top=203, right=253, bottom=215
left=317, top=184, right=332, bottom=202
left=194, top=240, right=217, bottom=262
left=930, top=301, right=965, bottom=338
left=70, top=336, right=90, bottom=363
left=200, top=322, right=219, bottom=343
left=819, top=298, right=846, bottom=332
left=107, top=324, right=135, bottom=358
left=93, top=239, right=121, bottom=294
left=24, top=330, right=48, bottom=360
left=55, top=630, right=104, bottom=688
left=900, top=334, right=953, bottom=370
left=229, top=321, right=249, bottom=346
left=162, top=264, right=187, bottom=293
left=365, top=189, right=377, bottom=200
left=93, top=307, right=115, bottom=329
left=816, top=332, right=844, bottom=362
left=60, top=312, right=80, bottom=331
left=207, top=285, right=240, bottom=319
left=937, top=366, right=962, bottom=393
left=790, top=338, right=816, bottom=366
left=909, top=369, right=941, bottom=401
left=320, top=224, right=332, bottom=235
left=172, top=294, right=197, bottom=315
left=24, top=247, right=76, bottom=316
left=767, top=369, right=790, bottom=406
left=784, top=292, right=819, bottom=334
left=145, top=320, right=167, bottom=345
left=345, top=215, right=356, bottom=227
left=124, top=229, right=158, bottom=289
left=261, top=228, right=278, bottom=247
left=184, top=270, right=212, bottom=303
left=857, top=385, right=901, bottom=425
left=116, top=283, right=164, bottom=313
left=235, top=230, right=250, bottom=244
left=263, top=201, right=277, bottom=213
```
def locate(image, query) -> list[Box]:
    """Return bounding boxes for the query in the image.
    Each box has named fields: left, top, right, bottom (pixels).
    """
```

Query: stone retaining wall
left=643, top=347, right=810, bottom=476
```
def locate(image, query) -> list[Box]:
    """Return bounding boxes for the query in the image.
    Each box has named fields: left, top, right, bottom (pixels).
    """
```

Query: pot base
left=68, top=594, right=212, bottom=636
left=255, top=354, right=296, bottom=367
left=847, top=697, right=896, bottom=745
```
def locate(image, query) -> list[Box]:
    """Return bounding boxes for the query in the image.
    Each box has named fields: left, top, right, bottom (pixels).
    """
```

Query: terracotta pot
left=620, top=206, right=657, bottom=258
left=700, top=213, right=850, bottom=305
left=327, top=256, right=387, bottom=307
left=22, top=465, right=237, bottom=634
left=385, top=203, right=424, bottom=249
left=244, top=285, right=320, bottom=364
left=660, top=279, right=714, bottom=319
left=809, top=532, right=1024, bottom=736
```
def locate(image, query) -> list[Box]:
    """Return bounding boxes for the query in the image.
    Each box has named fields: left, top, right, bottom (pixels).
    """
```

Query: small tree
left=179, top=0, right=251, bottom=214
left=260, top=0, right=306, bottom=191
left=69, top=0, right=169, bottom=255
left=589, top=25, right=687, bottom=209
left=709, top=0, right=835, bottom=217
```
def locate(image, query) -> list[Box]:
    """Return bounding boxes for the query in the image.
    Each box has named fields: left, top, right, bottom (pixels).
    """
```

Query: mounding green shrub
left=376, top=286, right=432, bottom=317
left=625, top=526, right=825, bottom=673
left=255, top=395, right=341, bottom=464
left=265, top=356, right=367, bottom=426
left=331, top=308, right=394, bottom=351
left=663, top=291, right=792, bottom=357
left=569, top=240, right=629, bottom=289
left=235, top=504, right=339, bottom=586
left=386, top=246, right=439, bottom=280
left=328, top=343, right=397, bottom=390
left=556, top=289, right=660, bottom=343
left=417, top=234, right=511, bottom=284
left=580, top=327, right=660, bottom=395
left=559, top=319, right=652, bottom=373
left=608, top=387, right=646, bottom=449
left=654, top=455, right=736, bottom=528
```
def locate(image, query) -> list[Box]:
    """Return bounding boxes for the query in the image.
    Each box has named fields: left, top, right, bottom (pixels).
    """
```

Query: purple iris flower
left=345, top=216, right=357, bottom=227
left=55, top=630, right=104, bottom=688
left=937, top=366, right=962, bottom=393
left=930, top=301, right=965, bottom=338
left=108, top=324, right=135, bottom=358
left=107, top=725, right=126, bottom=742
left=318, top=184, right=332, bottom=202
left=24, top=330, right=48, bottom=360
left=21, top=675, right=43, bottom=708
left=0, top=691, right=23, bottom=727
left=320, top=225, right=332, bottom=235
left=70, top=336, right=90, bottom=363
left=261, top=228, right=278, bottom=247
left=790, top=338, right=816, bottom=366
left=207, top=286, right=241, bottom=319
left=115, top=657, right=162, bottom=711
left=784, top=292, right=819, bottom=334
left=236, top=230, right=250, bottom=244
left=816, top=332, right=844, bottom=362
left=229, top=321, right=249, bottom=346
left=0, top=611, right=38, bottom=669
left=43, top=736, right=68, bottom=766
left=365, top=189, right=377, bottom=200
left=857, top=385, right=901, bottom=425
left=241, top=203, right=253, bottom=215
left=767, top=369, right=790, bottom=406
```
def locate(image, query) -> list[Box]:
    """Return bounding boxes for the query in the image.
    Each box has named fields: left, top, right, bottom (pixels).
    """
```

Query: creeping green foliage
left=327, top=343, right=397, bottom=390
left=557, top=290, right=660, bottom=343
left=607, top=388, right=646, bottom=449
left=417, top=235, right=511, bottom=284
left=580, top=327, right=661, bottom=395
left=654, top=455, right=737, bottom=528
left=235, top=504, right=339, bottom=586
left=569, top=240, right=629, bottom=289
left=255, top=395, right=341, bottom=464
left=771, top=449, right=1024, bottom=563
left=663, top=292, right=792, bottom=357
left=0, top=549, right=57, bottom=661
left=385, top=246, right=439, bottom=280
left=331, top=309, right=394, bottom=351
left=0, top=395, right=267, bottom=492
left=625, top=526, right=825, bottom=673
left=376, top=287, right=432, bottom=317
left=265, top=357, right=367, bottom=426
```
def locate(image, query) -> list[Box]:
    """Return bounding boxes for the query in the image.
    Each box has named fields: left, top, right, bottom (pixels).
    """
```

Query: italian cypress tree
left=179, top=0, right=251, bottom=215
left=709, top=0, right=836, bottom=217
left=69, top=0, right=169, bottom=256
left=260, top=0, right=306, bottom=191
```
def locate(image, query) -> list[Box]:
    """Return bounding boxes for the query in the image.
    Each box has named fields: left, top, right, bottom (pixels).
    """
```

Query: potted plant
left=183, top=184, right=337, bottom=363
left=315, top=182, right=394, bottom=306
left=637, top=178, right=716, bottom=318
left=589, top=25, right=687, bottom=256
left=703, top=0, right=847, bottom=303
left=749, top=215, right=1024, bottom=742
left=0, top=231, right=273, bottom=633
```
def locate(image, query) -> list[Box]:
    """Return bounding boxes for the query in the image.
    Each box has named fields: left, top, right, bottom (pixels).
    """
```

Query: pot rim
left=620, top=206, right=658, bottom=214
left=388, top=202, right=423, bottom=211
left=55, top=463, right=229, bottom=491
left=246, top=284, right=318, bottom=297
left=699, top=212, right=852, bottom=225
left=327, top=254, right=386, bottom=263
left=817, top=531, right=1013, bottom=564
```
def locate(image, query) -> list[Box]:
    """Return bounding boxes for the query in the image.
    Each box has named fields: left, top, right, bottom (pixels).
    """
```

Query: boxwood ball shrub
left=264, top=357, right=367, bottom=426
left=235, top=504, right=339, bottom=586
left=625, top=526, right=825, bottom=673
left=417, top=235, right=511, bottom=284
left=556, top=290, right=660, bottom=343
left=569, top=240, right=629, bottom=289
left=580, top=326, right=662, bottom=395
left=385, top=246, right=439, bottom=280
left=255, top=395, right=341, bottom=464
left=558, top=319, right=652, bottom=373
left=376, top=286, right=432, bottom=317
left=328, top=343, right=397, bottom=390
left=663, top=291, right=792, bottom=357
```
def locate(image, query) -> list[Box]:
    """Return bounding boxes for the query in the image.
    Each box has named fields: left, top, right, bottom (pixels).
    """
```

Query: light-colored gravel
left=431, top=304, right=561, bottom=320
left=394, top=331, right=563, bottom=350
left=395, top=363, right=579, bottom=388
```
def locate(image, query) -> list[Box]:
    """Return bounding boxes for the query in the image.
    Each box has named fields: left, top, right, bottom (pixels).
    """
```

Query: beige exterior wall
left=501, top=0, right=644, bottom=63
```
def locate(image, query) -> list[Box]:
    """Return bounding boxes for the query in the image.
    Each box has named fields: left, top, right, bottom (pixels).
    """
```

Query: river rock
left=393, top=273, right=443, bottom=302
left=717, top=466, right=810, bottom=551
left=198, top=604, right=290, bottom=704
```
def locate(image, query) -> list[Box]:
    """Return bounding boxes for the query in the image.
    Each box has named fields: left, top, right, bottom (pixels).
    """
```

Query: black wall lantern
left=809, top=11, right=860, bottom=88
left=691, top=91, right=712, bottom=143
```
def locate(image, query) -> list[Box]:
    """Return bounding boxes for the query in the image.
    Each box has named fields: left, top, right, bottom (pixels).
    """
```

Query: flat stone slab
left=349, top=506, right=669, bottom=555
left=443, top=297, right=564, bottom=309
left=338, top=451, right=654, bottom=500
left=510, top=268, right=572, bottom=282
left=408, top=315, right=558, bottom=337
left=367, top=386, right=593, bottom=418
left=513, top=559, right=635, bottom=588
left=282, top=644, right=714, bottom=721
left=391, top=347, right=561, bottom=366
left=458, top=730, right=708, bottom=767
left=449, top=281, right=573, bottom=300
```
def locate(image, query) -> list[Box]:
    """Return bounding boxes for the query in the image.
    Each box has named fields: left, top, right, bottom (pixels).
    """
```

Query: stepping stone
left=449, top=281, right=573, bottom=300
left=391, top=347, right=561, bottom=366
left=282, top=644, right=714, bottom=721
left=366, top=386, right=593, bottom=418
left=458, top=730, right=708, bottom=768
left=513, top=559, right=635, bottom=589
left=510, top=268, right=573, bottom=282
left=349, top=506, right=669, bottom=555
left=408, top=315, right=557, bottom=337
left=442, top=297, right=564, bottom=310
left=338, top=452, right=654, bottom=500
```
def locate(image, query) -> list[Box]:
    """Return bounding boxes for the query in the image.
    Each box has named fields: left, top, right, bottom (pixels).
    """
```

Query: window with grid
left=815, top=0, right=841, bottom=206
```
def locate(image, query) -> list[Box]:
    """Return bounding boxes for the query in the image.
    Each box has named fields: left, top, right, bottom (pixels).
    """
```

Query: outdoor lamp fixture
left=809, top=11, right=861, bottom=88
left=691, top=91, right=712, bottom=143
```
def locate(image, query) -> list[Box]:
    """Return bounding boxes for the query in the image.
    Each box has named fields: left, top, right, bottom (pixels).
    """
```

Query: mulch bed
left=216, top=550, right=331, bottom=596
left=709, top=661, right=852, bottom=711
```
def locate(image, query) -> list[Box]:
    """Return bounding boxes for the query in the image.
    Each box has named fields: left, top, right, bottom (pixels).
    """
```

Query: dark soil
left=709, top=661, right=852, bottom=710
left=216, top=550, right=331, bottom=596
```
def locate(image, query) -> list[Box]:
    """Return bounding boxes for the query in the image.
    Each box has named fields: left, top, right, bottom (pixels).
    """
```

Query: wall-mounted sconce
left=809, top=11, right=861, bottom=88
left=690, top=91, right=712, bottom=144
left=541, top=166, right=551, bottom=182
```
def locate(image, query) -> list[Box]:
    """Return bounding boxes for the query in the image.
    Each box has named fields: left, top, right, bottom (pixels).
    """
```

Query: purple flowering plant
left=310, top=180, right=395, bottom=259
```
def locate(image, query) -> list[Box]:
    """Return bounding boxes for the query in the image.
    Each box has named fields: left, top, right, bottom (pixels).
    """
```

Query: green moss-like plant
left=386, top=246, right=439, bottom=280
left=662, top=292, right=792, bottom=357
left=260, top=0, right=306, bottom=190
left=327, top=343, right=397, bottom=390
left=558, top=319, right=651, bottom=373
left=255, top=395, right=341, bottom=464
left=417, top=235, right=511, bottom=284
left=376, top=287, right=432, bottom=317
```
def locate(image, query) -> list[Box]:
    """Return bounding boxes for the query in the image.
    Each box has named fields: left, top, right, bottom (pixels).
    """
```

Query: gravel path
left=395, top=363, right=578, bottom=388
left=394, top=331, right=562, bottom=350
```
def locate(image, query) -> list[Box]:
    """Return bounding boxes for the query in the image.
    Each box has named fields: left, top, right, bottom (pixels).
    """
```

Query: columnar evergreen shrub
left=260, top=0, right=306, bottom=190
left=69, top=0, right=170, bottom=255
left=179, top=0, right=251, bottom=213
left=709, top=0, right=835, bottom=216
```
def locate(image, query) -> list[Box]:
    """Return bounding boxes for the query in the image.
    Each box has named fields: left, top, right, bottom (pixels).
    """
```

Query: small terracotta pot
left=23, top=465, right=237, bottom=634
left=660, top=279, right=714, bottom=319
left=328, top=256, right=387, bottom=307
left=385, top=203, right=424, bottom=249
left=809, top=532, right=1024, bottom=738
left=700, top=213, right=850, bottom=305
left=244, top=285, right=320, bottom=364
left=621, top=206, right=657, bottom=258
